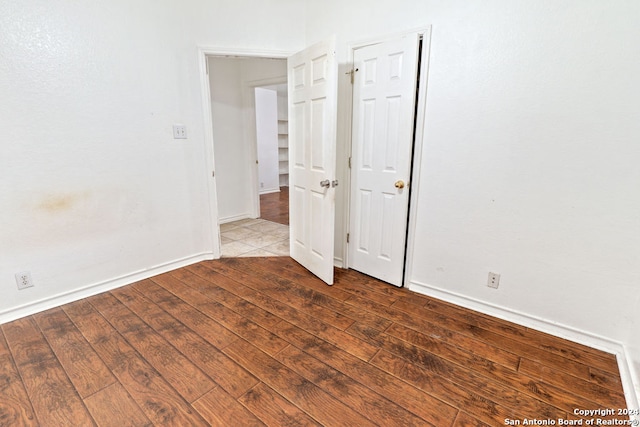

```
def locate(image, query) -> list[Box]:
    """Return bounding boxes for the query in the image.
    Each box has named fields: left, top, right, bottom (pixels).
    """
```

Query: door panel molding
left=348, top=33, right=420, bottom=286
left=288, top=38, right=339, bottom=285
left=344, top=27, right=432, bottom=287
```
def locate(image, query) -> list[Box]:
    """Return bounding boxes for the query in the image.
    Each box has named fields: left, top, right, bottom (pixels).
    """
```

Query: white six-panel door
left=288, top=39, right=338, bottom=285
left=348, top=34, right=420, bottom=286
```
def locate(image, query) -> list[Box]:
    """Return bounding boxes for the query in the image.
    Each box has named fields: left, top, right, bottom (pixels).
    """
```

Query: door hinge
left=212, top=171, right=215, bottom=177
left=346, top=233, right=350, bottom=243
left=348, top=157, right=351, bottom=169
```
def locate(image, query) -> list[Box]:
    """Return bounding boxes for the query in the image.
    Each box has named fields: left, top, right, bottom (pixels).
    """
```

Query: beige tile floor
left=220, top=218, right=289, bottom=258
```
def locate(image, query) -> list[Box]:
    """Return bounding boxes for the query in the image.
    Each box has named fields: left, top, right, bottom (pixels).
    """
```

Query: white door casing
left=288, top=38, right=338, bottom=285
left=348, top=34, right=421, bottom=286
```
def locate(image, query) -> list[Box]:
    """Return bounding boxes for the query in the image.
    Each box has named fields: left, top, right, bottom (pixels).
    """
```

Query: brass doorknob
left=395, top=180, right=405, bottom=189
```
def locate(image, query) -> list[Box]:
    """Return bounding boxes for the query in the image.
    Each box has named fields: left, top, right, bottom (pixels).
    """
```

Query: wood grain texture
left=110, top=285, right=255, bottom=406
left=0, top=329, right=38, bottom=427
left=151, top=273, right=288, bottom=357
left=63, top=300, right=207, bottom=426
left=223, top=338, right=376, bottom=427
left=192, top=386, right=265, bottom=427
left=238, top=383, right=321, bottom=427
left=453, top=411, right=492, bottom=427
left=246, top=257, right=392, bottom=331
left=130, top=279, right=260, bottom=399
left=274, top=344, right=430, bottom=427
left=518, top=358, right=625, bottom=406
left=259, top=186, right=289, bottom=225
left=33, top=308, right=115, bottom=399
left=395, top=295, right=620, bottom=373
left=201, top=260, right=379, bottom=361
left=590, top=365, right=625, bottom=392
left=218, top=258, right=357, bottom=331
left=271, top=320, right=458, bottom=426
left=2, top=318, right=95, bottom=427
left=169, top=268, right=282, bottom=329
left=87, top=292, right=214, bottom=403
left=370, top=349, right=566, bottom=425
left=83, top=383, right=150, bottom=427
left=0, top=258, right=628, bottom=426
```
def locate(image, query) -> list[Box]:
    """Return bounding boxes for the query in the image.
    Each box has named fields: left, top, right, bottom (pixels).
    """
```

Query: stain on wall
left=36, top=192, right=89, bottom=213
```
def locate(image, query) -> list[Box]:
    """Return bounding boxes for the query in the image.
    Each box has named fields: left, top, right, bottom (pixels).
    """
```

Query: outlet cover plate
left=15, top=271, right=34, bottom=290
left=173, top=125, right=187, bottom=139
left=487, top=272, right=500, bottom=289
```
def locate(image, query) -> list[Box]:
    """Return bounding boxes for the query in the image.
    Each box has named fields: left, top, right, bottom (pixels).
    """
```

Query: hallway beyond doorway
left=220, top=187, right=290, bottom=258
left=220, top=219, right=289, bottom=257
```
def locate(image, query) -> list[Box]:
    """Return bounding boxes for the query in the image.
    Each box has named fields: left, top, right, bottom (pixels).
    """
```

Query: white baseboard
left=409, top=279, right=640, bottom=410
left=620, top=347, right=640, bottom=421
left=334, top=256, right=344, bottom=269
left=259, top=188, right=280, bottom=195
left=219, top=213, right=253, bottom=224
left=0, top=252, right=215, bottom=325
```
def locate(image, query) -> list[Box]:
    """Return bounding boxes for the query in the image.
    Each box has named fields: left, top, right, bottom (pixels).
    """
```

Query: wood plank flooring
left=260, top=186, right=289, bottom=225
left=0, top=257, right=628, bottom=426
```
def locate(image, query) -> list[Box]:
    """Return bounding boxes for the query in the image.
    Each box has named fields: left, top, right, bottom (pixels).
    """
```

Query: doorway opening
left=254, top=84, right=290, bottom=226
left=204, top=53, right=290, bottom=258
left=198, top=32, right=429, bottom=286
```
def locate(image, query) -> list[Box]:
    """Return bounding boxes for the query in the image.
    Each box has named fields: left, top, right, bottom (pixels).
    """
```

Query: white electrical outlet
left=172, top=125, right=187, bottom=139
left=15, top=271, right=34, bottom=290
left=487, top=272, right=500, bottom=289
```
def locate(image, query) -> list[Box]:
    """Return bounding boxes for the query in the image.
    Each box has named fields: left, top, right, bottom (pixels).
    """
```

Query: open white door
left=348, top=34, right=421, bottom=286
left=288, top=38, right=338, bottom=285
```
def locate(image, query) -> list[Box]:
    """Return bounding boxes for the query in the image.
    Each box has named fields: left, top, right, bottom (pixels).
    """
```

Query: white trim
left=218, top=213, right=253, bottom=224
left=198, top=46, right=293, bottom=59
left=197, top=48, right=221, bottom=259
left=620, top=347, right=640, bottom=417
left=340, top=46, right=356, bottom=270
left=259, top=188, right=281, bottom=195
left=347, top=25, right=435, bottom=52
left=333, top=256, right=344, bottom=269
left=409, top=279, right=640, bottom=409
left=197, top=46, right=293, bottom=258
left=0, top=252, right=215, bottom=325
left=403, top=27, right=432, bottom=288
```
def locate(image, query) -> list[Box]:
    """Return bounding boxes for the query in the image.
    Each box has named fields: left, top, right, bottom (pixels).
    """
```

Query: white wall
left=208, top=57, right=249, bottom=222
left=2, top=0, right=638, bottom=406
left=207, top=57, right=287, bottom=222
left=255, top=87, right=280, bottom=194
left=306, top=0, right=640, bottom=403
left=0, top=0, right=305, bottom=320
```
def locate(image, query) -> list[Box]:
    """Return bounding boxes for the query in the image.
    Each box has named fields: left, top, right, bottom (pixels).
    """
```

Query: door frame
left=197, top=47, right=293, bottom=258
left=343, top=27, right=432, bottom=286
left=245, top=76, right=287, bottom=208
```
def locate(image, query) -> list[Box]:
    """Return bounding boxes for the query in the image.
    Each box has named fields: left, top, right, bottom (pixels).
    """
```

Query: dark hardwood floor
left=0, top=257, right=627, bottom=426
left=260, top=187, right=289, bottom=226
